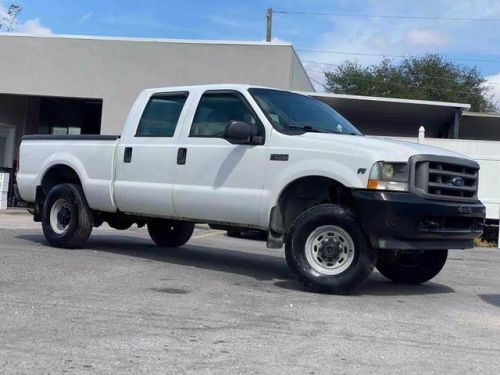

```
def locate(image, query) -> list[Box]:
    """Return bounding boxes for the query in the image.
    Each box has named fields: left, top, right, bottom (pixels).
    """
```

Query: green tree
left=324, top=55, right=497, bottom=112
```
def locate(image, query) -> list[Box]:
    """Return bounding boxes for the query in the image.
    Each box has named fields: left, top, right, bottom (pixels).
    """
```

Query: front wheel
left=285, top=204, right=377, bottom=294
left=42, top=183, right=93, bottom=248
left=376, top=250, right=448, bottom=284
left=147, top=220, right=194, bottom=247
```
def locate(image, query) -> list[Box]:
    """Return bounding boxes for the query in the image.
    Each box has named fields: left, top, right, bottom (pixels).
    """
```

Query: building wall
left=289, top=51, right=313, bottom=94
left=0, top=34, right=313, bottom=135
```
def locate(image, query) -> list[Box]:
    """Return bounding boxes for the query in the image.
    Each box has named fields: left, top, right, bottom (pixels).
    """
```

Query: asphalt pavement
left=0, top=212, right=499, bottom=374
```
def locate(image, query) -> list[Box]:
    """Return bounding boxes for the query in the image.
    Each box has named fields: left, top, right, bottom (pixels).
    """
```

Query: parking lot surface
left=0, top=214, right=499, bottom=374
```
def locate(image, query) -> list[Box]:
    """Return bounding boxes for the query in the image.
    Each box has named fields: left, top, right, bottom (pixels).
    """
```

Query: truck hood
left=299, top=133, right=470, bottom=162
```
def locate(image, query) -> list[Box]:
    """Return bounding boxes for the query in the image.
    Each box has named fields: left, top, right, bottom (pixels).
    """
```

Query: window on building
left=136, top=94, right=188, bottom=137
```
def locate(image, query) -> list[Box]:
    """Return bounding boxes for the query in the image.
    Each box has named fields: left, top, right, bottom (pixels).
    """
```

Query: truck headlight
left=368, top=162, right=409, bottom=191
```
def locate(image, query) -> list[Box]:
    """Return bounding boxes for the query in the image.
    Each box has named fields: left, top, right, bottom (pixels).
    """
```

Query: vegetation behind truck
left=16, top=85, right=486, bottom=294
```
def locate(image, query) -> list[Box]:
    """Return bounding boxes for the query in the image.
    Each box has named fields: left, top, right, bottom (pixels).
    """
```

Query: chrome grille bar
left=410, top=155, right=480, bottom=202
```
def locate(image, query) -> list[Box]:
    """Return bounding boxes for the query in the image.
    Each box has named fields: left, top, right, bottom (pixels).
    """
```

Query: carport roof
left=304, top=92, right=471, bottom=110
left=460, top=111, right=500, bottom=141
left=301, top=91, right=471, bottom=137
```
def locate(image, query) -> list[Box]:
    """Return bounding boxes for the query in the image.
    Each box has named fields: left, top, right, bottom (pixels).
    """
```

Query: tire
left=107, top=217, right=133, bottom=231
left=42, top=183, right=93, bottom=248
left=147, top=220, right=194, bottom=247
left=226, top=229, right=242, bottom=238
left=285, top=204, right=377, bottom=294
left=376, top=250, right=448, bottom=284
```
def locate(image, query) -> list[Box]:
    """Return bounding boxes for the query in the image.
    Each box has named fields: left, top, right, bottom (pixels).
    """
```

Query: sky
left=1, top=0, right=500, bottom=105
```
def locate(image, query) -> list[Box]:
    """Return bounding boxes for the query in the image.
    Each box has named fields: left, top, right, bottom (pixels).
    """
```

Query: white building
left=0, top=33, right=499, bottom=234
left=0, top=33, right=313, bottom=172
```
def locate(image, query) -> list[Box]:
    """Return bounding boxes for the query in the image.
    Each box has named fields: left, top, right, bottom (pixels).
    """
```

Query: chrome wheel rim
left=50, top=199, right=71, bottom=235
left=305, top=225, right=355, bottom=275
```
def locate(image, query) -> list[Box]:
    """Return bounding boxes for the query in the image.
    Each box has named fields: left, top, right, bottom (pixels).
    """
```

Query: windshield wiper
left=285, top=124, right=337, bottom=134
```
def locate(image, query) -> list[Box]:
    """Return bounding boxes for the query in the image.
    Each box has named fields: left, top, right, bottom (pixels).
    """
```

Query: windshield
left=249, top=88, right=362, bottom=136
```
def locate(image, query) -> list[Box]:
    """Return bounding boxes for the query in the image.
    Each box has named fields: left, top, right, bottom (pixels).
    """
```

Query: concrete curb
left=0, top=208, right=31, bottom=215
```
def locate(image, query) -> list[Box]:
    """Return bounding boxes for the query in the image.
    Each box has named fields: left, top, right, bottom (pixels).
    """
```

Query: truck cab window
left=136, top=93, right=188, bottom=137
left=249, top=88, right=362, bottom=136
left=190, top=92, right=262, bottom=138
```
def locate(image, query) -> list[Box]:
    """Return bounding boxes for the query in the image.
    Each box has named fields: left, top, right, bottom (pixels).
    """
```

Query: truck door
left=173, top=90, right=267, bottom=226
left=113, top=92, right=190, bottom=217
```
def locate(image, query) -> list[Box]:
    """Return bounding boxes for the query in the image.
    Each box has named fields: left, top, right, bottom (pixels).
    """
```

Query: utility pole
left=266, top=8, right=273, bottom=42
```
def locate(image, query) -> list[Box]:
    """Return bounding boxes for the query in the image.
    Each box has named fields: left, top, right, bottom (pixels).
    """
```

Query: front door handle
left=124, top=147, right=133, bottom=163
left=177, top=148, right=187, bottom=165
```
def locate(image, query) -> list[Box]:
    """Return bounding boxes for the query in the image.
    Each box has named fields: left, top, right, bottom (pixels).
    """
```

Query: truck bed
left=22, top=135, right=120, bottom=141
left=17, top=135, right=120, bottom=212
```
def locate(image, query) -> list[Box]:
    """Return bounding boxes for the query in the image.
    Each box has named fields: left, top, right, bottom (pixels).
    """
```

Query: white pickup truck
left=16, top=84, right=485, bottom=294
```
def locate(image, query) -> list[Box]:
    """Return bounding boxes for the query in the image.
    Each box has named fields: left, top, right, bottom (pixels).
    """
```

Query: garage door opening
left=0, top=93, right=103, bottom=208
left=38, top=97, right=103, bottom=135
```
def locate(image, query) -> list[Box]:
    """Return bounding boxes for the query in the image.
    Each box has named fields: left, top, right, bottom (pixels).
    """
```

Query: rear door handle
left=177, top=148, right=187, bottom=165
left=124, top=147, right=133, bottom=163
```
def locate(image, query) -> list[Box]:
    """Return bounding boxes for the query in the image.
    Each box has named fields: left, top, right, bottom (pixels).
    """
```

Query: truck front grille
left=411, top=155, right=479, bottom=202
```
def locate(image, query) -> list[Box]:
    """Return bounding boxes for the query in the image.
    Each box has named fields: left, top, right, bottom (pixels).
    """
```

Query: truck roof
left=142, top=83, right=278, bottom=95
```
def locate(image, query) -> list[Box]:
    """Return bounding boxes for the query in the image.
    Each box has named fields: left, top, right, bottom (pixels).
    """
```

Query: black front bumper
left=352, top=190, right=486, bottom=250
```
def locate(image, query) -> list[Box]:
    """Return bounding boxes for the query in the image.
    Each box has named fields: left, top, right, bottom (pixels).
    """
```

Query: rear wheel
left=42, top=183, right=93, bottom=248
left=147, top=220, right=194, bottom=247
left=376, top=250, right=448, bottom=284
left=285, top=204, right=377, bottom=294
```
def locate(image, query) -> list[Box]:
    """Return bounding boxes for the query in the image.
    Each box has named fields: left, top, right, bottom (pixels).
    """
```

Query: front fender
left=258, top=158, right=365, bottom=227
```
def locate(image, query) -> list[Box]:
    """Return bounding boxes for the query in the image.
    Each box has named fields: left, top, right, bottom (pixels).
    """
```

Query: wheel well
left=41, top=164, right=82, bottom=193
left=270, top=176, right=352, bottom=236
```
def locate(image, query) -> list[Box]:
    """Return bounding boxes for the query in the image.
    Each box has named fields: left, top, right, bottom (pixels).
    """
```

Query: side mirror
left=225, top=121, right=261, bottom=145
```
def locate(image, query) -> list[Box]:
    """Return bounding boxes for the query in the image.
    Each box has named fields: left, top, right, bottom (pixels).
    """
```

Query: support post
left=0, top=172, right=9, bottom=210
left=418, top=126, right=425, bottom=143
left=266, top=8, right=273, bottom=42
left=453, top=108, right=461, bottom=139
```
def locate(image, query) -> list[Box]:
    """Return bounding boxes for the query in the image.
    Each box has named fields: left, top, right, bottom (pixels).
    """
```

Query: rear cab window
left=136, top=92, right=188, bottom=137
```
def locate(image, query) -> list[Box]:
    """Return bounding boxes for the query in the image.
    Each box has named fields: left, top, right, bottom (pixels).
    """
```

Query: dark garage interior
left=0, top=93, right=103, bottom=207
left=37, top=97, right=103, bottom=135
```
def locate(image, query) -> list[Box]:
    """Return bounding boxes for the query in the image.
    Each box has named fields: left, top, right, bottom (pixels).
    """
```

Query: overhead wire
left=273, top=10, right=500, bottom=22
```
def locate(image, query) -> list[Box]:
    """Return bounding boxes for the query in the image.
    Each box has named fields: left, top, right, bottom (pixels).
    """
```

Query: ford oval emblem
left=452, top=177, right=465, bottom=187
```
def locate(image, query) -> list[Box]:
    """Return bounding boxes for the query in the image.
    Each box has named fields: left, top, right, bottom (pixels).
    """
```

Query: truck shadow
left=17, top=233, right=289, bottom=282
left=17, top=233, right=454, bottom=297
left=274, top=275, right=454, bottom=296
left=478, top=294, right=500, bottom=307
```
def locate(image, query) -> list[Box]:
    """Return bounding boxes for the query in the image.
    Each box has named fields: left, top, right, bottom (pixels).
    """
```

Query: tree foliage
left=0, top=3, right=22, bottom=32
left=324, top=55, right=496, bottom=112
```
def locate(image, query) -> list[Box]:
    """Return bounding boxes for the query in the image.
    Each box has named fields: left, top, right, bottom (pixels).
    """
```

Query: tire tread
left=42, top=183, right=93, bottom=248
left=285, top=204, right=376, bottom=294
left=147, top=220, right=194, bottom=247
left=376, top=250, right=448, bottom=284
